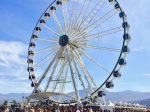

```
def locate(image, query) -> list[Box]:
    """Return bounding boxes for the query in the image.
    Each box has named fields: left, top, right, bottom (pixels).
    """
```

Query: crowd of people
left=0, top=105, right=103, bottom=112
left=0, top=105, right=149, bottom=112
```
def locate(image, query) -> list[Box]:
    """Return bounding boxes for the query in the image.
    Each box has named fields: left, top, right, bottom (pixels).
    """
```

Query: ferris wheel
left=27, top=0, right=130, bottom=104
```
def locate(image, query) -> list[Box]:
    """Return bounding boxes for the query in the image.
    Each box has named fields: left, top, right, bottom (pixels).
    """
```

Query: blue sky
left=0, top=0, right=150, bottom=93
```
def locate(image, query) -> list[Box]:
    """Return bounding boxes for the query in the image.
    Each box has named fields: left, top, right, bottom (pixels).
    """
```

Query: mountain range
left=137, top=99, right=150, bottom=108
left=106, top=90, right=150, bottom=102
left=0, top=91, right=150, bottom=107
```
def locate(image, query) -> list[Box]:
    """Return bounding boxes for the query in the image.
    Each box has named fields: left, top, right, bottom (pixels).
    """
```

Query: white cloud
left=0, top=41, right=27, bottom=67
left=144, top=74, right=150, bottom=77
left=0, top=40, right=31, bottom=93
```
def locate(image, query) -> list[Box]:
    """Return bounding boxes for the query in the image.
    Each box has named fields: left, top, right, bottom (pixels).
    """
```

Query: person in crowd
left=55, top=106, right=60, bottom=112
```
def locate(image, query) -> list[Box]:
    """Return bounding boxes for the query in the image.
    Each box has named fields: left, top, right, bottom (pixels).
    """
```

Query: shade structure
left=28, top=92, right=66, bottom=100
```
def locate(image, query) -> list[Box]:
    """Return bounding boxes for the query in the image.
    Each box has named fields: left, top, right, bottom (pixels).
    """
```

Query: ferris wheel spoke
left=74, top=26, right=122, bottom=41
left=76, top=26, right=123, bottom=41
left=38, top=38, right=58, bottom=43
left=34, top=52, right=57, bottom=69
left=73, top=60, right=90, bottom=97
left=85, top=26, right=122, bottom=40
left=84, top=0, right=107, bottom=26
left=67, top=49, right=80, bottom=102
left=44, top=58, right=61, bottom=92
left=44, top=48, right=65, bottom=92
left=66, top=2, right=75, bottom=36
left=72, top=9, right=117, bottom=39
left=72, top=0, right=88, bottom=28
left=59, top=65, right=68, bottom=94
left=43, top=24, right=61, bottom=36
left=62, top=64, right=69, bottom=92
left=81, top=50, right=111, bottom=74
left=65, top=3, right=69, bottom=29
left=76, top=50, right=97, bottom=88
left=61, top=5, right=67, bottom=34
left=58, top=65, right=68, bottom=102
left=35, top=45, right=59, bottom=54
left=73, top=56, right=92, bottom=90
left=78, top=0, right=107, bottom=30
left=74, top=0, right=90, bottom=27
left=34, top=50, right=57, bottom=69
left=31, top=48, right=63, bottom=94
left=69, top=0, right=87, bottom=36
left=62, top=3, right=69, bottom=34
left=79, top=44, right=121, bottom=52
left=73, top=50, right=96, bottom=90
left=69, top=1, right=89, bottom=37
left=51, top=61, right=67, bottom=92
left=52, top=13, right=64, bottom=34
left=85, top=9, right=117, bottom=32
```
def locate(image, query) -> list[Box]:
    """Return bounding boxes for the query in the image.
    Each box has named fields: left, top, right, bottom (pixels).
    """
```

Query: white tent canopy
left=28, top=92, right=67, bottom=100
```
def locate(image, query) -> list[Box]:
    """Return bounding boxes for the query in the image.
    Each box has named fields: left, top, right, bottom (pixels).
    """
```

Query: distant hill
left=106, top=90, right=150, bottom=102
left=136, top=99, right=150, bottom=108
left=0, top=93, right=29, bottom=104
left=0, top=91, right=150, bottom=107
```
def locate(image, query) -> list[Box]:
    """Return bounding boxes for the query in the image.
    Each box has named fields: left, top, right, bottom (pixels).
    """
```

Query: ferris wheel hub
left=59, top=35, right=69, bottom=46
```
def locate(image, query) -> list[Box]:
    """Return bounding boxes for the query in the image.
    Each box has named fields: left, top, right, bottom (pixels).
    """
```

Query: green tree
left=3, top=100, right=8, bottom=106
left=12, top=100, right=17, bottom=105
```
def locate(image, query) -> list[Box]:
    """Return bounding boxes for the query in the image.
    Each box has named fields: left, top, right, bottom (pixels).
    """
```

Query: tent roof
left=28, top=92, right=66, bottom=100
